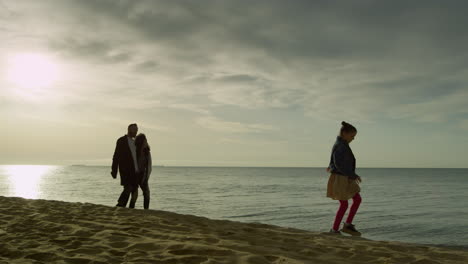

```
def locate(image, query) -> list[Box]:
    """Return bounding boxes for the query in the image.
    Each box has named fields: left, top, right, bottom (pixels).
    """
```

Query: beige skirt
left=326, top=173, right=360, bottom=200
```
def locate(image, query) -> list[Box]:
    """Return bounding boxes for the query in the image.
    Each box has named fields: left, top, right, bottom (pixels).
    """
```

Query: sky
left=1, top=0, right=468, bottom=168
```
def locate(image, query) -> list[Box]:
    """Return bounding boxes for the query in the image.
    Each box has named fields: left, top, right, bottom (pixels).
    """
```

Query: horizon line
left=1, top=164, right=467, bottom=169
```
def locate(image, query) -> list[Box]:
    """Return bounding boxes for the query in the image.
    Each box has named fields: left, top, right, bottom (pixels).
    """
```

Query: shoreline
left=0, top=196, right=467, bottom=264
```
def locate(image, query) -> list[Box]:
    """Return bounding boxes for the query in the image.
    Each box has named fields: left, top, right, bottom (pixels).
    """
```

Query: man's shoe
left=329, top=229, right=342, bottom=235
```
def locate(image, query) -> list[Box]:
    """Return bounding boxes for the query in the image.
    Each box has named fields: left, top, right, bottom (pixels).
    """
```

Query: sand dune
left=0, top=196, right=466, bottom=264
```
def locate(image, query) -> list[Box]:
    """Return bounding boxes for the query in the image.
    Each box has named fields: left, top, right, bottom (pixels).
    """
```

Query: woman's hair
left=340, top=121, right=357, bottom=135
left=135, top=133, right=150, bottom=153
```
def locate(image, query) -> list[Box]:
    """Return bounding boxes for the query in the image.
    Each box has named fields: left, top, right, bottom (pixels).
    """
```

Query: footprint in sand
left=126, top=250, right=151, bottom=259
left=1, top=248, right=24, bottom=259
left=409, top=259, right=441, bottom=264
left=240, top=255, right=272, bottom=264
left=243, top=227, right=255, bottom=232
left=72, top=229, right=95, bottom=237
left=64, top=240, right=83, bottom=249
left=22, top=241, right=42, bottom=249
left=264, top=255, right=280, bottom=262
left=69, top=247, right=105, bottom=255
left=63, top=257, right=93, bottom=264
left=427, top=251, right=466, bottom=261
left=108, top=241, right=130, bottom=249
left=166, top=256, right=209, bottom=264
left=108, top=249, right=127, bottom=257
left=282, top=238, right=299, bottom=244
left=128, top=242, right=165, bottom=251
left=25, top=252, right=59, bottom=262
left=220, top=231, right=236, bottom=236
left=168, top=248, right=235, bottom=257
left=203, top=237, right=220, bottom=244
left=166, top=244, right=185, bottom=251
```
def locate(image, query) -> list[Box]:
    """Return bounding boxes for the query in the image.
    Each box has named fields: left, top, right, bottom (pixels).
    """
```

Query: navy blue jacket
left=328, top=136, right=359, bottom=179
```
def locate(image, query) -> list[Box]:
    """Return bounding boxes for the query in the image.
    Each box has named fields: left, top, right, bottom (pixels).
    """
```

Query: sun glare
left=4, top=165, right=55, bottom=199
left=7, top=53, right=60, bottom=89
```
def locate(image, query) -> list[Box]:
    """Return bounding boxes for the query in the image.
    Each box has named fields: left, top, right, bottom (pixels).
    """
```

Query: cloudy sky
left=1, top=0, right=467, bottom=167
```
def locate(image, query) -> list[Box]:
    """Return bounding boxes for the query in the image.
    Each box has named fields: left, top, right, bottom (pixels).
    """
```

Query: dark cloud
left=5, top=0, right=468, bottom=122
left=67, top=0, right=468, bottom=62
left=214, top=74, right=260, bottom=84
left=50, top=38, right=133, bottom=64
left=134, top=60, right=159, bottom=73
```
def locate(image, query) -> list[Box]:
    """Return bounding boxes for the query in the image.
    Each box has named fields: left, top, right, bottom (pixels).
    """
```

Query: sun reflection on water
left=4, top=165, right=55, bottom=199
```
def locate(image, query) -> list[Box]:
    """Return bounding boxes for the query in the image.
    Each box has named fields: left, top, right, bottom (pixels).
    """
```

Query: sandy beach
left=0, top=196, right=466, bottom=264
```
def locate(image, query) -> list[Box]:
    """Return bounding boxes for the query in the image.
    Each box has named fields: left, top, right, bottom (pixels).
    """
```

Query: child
left=326, top=121, right=362, bottom=236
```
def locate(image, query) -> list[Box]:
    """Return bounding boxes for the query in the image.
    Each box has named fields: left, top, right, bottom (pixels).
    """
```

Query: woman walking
left=129, top=133, right=152, bottom=209
left=327, top=121, right=362, bottom=236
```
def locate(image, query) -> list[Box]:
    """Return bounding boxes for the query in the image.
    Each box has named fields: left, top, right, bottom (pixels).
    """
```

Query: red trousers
left=333, top=193, right=362, bottom=231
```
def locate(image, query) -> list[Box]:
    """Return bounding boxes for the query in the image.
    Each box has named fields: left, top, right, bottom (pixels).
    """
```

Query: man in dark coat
left=111, top=123, right=139, bottom=207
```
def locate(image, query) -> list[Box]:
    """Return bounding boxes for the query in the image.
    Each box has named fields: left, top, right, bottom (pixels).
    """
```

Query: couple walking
left=111, top=123, right=152, bottom=209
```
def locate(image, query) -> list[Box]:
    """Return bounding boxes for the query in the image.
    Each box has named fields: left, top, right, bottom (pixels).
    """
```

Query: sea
left=0, top=165, right=467, bottom=248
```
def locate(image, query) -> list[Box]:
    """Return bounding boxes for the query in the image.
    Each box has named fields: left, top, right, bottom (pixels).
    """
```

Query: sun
left=7, top=53, right=60, bottom=89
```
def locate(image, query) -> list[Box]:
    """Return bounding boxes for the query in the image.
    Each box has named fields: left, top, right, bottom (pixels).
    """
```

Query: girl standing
left=327, top=121, right=362, bottom=236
